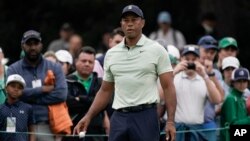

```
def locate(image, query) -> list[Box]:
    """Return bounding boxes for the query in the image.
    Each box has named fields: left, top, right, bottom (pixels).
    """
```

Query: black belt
left=117, top=103, right=156, bottom=113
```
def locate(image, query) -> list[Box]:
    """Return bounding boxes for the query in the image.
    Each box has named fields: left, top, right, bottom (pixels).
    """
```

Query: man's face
left=199, top=47, right=217, bottom=63
left=159, top=22, right=171, bottom=32
left=182, top=53, right=199, bottom=74
left=218, top=46, right=238, bottom=61
left=108, top=34, right=124, bottom=48
left=120, top=13, right=144, bottom=39
left=75, top=52, right=95, bottom=77
left=22, top=39, right=42, bottom=62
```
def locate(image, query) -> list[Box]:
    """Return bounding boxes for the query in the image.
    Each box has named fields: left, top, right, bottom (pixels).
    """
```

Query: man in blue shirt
left=0, top=74, right=35, bottom=141
left=7, top=30, right=67, bottom=141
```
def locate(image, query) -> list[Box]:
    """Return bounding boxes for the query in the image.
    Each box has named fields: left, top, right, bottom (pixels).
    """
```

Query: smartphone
left=187, top=63, right=196, bottom=70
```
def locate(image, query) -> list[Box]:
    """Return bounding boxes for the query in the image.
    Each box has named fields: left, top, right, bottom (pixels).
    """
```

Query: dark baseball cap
left=231, top=68, right=250, bottom=81
left=21, top=30, right=41, bottom=44
left=197, top=35, right=218, bottom=50
left=121, top=4, right=144, bottom=18
left=182, top=45, right=200, bottom=57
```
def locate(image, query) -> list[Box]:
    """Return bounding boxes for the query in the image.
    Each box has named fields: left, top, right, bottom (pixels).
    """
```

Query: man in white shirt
left=173, top=45, right=221, bottom=141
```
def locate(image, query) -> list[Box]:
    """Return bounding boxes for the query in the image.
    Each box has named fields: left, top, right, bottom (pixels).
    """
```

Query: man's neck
left=24, top=57, right=40, bottom=67
left=77, top=72, right=91, bottom=81
left=185, top=71, right=196, bottom=79
left=7, top=98, right=18, bottom=105
left=125, top=34, right=142, bottom=47
left=162, top=28, right=170, bottom=35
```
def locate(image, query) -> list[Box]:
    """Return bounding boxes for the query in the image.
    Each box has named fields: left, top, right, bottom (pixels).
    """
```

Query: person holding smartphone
left=173, top=45, right=221, bottom=141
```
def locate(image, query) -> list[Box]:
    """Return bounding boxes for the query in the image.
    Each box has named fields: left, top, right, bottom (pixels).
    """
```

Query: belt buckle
left=121, top=108, right=129, bottom=112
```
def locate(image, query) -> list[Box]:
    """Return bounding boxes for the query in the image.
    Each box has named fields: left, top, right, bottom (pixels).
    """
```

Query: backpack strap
left=172, top=29, right=177, bottom=46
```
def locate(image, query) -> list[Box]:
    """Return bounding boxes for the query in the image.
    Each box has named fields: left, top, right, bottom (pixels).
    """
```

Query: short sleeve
left=156, top=45, right=173, bottom=75
left=103, top=52, right=114, bottom=82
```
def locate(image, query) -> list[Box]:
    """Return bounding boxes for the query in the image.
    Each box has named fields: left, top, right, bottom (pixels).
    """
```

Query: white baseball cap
left=222, top=56, right=240, bottom=70
left=167, top=45, right=180, bottom=59
left=6, top=74, right=26, bottom=88
left=55, top=50, right=73, bottom=65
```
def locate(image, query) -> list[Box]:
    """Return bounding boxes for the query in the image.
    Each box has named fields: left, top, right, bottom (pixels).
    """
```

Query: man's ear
left=141, top=19, right=145, bottom=28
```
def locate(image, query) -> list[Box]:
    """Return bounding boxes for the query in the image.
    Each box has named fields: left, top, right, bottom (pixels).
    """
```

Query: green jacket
left=220, top=88, right=250, bottom=141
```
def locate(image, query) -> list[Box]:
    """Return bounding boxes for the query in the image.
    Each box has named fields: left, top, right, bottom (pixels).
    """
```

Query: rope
left=0, top=127, right=229, bottom=137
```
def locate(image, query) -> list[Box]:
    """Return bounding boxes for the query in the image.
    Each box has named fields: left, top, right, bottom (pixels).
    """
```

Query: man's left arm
left=159, top=72, right=177, bottom=141
left=156, top=44, right=177, bottom=141
left=36, top=64, right=67, bottom=104
left=155, top=44, right=177, bottom=122
left=159, top=72, right=177, bottom=124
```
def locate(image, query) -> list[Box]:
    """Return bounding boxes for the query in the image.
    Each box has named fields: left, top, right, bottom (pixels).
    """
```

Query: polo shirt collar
left=5, top=100, right=21, bottom=107
left=122, top=34, right=146, bottom=48
left=74, top=71, right=93, bottom=82
left=181, top=71, right=201, bottom=80
left=231, top=88, right=243, bottom=98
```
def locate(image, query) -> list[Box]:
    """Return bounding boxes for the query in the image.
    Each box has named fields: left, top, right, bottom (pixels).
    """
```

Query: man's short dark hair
left=76, top=46, right=96, bottom=59
left=110, top=27, right=125, bottom=38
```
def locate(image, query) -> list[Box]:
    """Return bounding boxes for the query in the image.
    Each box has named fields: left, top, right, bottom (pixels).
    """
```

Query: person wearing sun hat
left=216, top=37, right=238, bottom=70
left=220, top=67, right=250, bottom=141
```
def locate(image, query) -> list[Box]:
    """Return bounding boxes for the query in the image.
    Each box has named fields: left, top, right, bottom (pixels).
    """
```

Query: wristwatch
left=208, top=72, right=215, bottom=77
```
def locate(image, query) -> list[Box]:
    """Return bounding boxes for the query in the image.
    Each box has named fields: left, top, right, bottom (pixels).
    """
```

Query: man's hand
left=42, top=85, right=54, bottom=93
left=203, top=59, right=213, bottom=74
left=73, top=115, right=91, bottom=135
left=165, top=122, right=176, bottom=141
left=195, top=61, right=207, bottom=78
left=173, top=60, right=188, bottom=75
